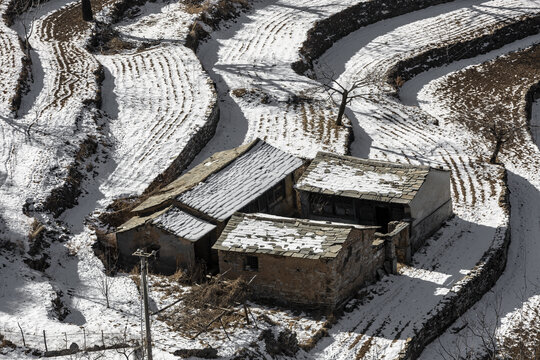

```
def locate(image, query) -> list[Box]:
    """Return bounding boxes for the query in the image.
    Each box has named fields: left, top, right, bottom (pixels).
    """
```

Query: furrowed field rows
left=417, top=44, right=540, bottom=358
left=195, top=0, right=360, bottom=161
left=0, top=0, right=113, bottom=237
left=307, top=0, right=539, bottom=358
left=97, top=44, right=216, bottom=198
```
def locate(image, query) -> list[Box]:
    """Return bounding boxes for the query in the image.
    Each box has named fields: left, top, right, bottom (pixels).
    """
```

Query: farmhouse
left=212, top=213, right=406, bottom=309
left=116, top=139, right=305, bottom=272
left=295, top=152, right=452, bottom=257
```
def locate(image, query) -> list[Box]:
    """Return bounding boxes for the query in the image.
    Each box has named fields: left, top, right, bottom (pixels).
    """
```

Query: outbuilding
left=116, top=139, right=305, bottom=273
left=212, top=212, right=397, bottom=309
left=295, top=152, right=452, bottom=254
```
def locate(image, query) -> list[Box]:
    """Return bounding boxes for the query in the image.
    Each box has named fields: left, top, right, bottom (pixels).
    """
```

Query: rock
left=174, top=347, right=218, bottom=358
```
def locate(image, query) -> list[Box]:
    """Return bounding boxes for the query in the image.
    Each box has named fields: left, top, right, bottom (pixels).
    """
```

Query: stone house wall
left=116, top=223, right=197, bottom=274
left=218, top=250, right=335, bottom=308
left=218, top=227, right=389, bottom=309
left=331, top=228, right=385, bottom=307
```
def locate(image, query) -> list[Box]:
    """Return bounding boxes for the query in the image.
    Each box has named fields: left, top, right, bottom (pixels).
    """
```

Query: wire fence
left=1, top=323, right=142, bottom=353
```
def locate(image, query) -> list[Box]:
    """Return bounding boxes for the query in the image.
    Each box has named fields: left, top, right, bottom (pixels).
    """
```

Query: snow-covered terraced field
left=303, top=0, right=539, bottom=358
left=0, top=0, right=111, bottom=239
left=0, top=0, right=24, bottom=118
left=410, top=44, right=540, bottom=358
left=1, top=0, right=539, bottom=358
left=97, top=44, right=216, bottom=200
left=194, top=0, right=359, bottom=162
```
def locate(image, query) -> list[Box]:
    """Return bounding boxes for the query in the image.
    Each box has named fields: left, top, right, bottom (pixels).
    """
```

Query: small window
left=244, top=256, right=259, bottom=271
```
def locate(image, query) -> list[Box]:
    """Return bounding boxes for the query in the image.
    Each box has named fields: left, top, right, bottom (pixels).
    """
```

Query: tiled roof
left=213, top=213, right=377, bottom=259
left=177, top=141, right=303, bottom=222
left=295, top=152, right=437, bottom=204
left=133, top=141, right=256, bottom=214
left=152, top=207, right=216, bottom=241
left=118, top=206, right=215, bottom=242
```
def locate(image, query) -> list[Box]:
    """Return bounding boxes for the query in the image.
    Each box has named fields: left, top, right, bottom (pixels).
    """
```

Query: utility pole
left=133, top=249, right=156, bottom=360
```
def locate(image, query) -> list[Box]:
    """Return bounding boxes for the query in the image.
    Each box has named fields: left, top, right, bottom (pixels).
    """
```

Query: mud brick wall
left=219, top=251, right=336, bottom=308
left=218, top=227, right=385, bottom=309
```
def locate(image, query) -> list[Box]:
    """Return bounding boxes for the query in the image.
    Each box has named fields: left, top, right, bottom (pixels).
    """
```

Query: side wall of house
left=116, top=224, right=195, bottom=274
left=409, top=169, right=452, bottom=251
left=331, top=228, right=384, bottom=306
left=218, top=251, right=335, bottom=308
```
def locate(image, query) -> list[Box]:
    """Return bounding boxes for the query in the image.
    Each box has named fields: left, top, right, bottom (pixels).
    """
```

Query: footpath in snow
left=306, top=0, right=539, bottom=358
left=413, top=42, right=540, bottom=358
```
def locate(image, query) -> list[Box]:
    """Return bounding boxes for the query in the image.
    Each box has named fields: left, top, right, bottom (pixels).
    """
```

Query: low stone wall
left=144, top=93, right=219, bottom=193
left=397, top=169, right=511, bottom=360
left=291, top=0, right=454, bottom=75
left=524, top=80, right=540, bottom=136
left=386, top=15, right=540, bottom=95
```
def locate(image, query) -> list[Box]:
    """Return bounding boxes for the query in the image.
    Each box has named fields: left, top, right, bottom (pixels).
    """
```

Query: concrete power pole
left=133, top=249, right=156, bottom=360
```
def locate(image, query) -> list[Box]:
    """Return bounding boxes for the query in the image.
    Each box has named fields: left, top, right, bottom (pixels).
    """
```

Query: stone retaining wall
left=397, top=169, right=511, bottom=360
left=385, top=15, right=540, bottom=95
left=144, top=92, right=220, bottom=193
left=291, top=0, right=454, bottom=75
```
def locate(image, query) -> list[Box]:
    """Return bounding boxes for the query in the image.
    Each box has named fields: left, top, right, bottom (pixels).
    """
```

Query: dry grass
left=159, top=277, right=251, bottom=337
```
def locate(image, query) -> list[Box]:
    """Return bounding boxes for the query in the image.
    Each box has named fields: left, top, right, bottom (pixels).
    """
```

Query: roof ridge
left=315, top=151, right=433, bottom=171
left=240, top=212, right=377, bottom=230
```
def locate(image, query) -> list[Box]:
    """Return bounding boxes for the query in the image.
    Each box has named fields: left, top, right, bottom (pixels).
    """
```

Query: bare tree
left=437, top=290, right=540, bottom=360
left=81, top=0, right=93, bottom=22
left=315, top=68, right=371, bottom=126
left=471, top=104, right=529, bottom=164
left=96, top=246, right=118, bottom=308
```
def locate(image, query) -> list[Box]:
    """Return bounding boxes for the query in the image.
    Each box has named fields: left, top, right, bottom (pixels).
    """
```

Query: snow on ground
left=192, top=0, right=357, bottom=163
left=1, top=0, right=539, bottom=358
left=401, top=43, right=540, bottom=358
left=0, top=0, right=108, bottom=240
left=0, top=0, right=23, bottom=119
left=303, top=0, right=538, bottom=358
left=93, top=0, right=217, bottom=202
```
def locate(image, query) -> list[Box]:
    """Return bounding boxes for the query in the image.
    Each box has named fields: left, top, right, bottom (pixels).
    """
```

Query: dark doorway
left=375, top=206, right=390, bottom=232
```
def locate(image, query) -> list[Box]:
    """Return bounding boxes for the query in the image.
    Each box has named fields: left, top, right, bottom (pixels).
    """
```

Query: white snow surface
left=191, top=0, right=360, bottom=163
left=401, top=43, right=540, bottom=360
left=1, top=0, right=538, bottom=358
left=178, top=141, right=303, bottom=221
left=95, top=1, right=216, bottom=201
left=153, top=206, right=215, bottom=241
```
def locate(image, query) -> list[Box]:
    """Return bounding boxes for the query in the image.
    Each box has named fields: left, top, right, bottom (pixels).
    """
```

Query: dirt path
left=417, top=44, right=540, bottom=359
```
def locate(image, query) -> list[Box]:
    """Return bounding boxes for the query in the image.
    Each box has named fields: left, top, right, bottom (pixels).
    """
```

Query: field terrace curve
left=0, top=0, right=121, bottom=240
left=303, top=0, right=539, bottom=358
left=93, top=0, right=217, bottom=206
left=192, top=0, right=362, bottom=164
left=414, top=44, right=540, bottom=359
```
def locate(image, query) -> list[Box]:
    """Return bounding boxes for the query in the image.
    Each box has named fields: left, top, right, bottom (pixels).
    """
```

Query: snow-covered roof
left=213, top=213, right=377, bottom=259
left=176, top=140, right=304, bottom=221
left=133, top=141, right=256, bottom=214
left=117, top=206, right=215, bottom=242
left=152, top=207, right=216, bottom=241
left=295, top=152, right=438, bottom=204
